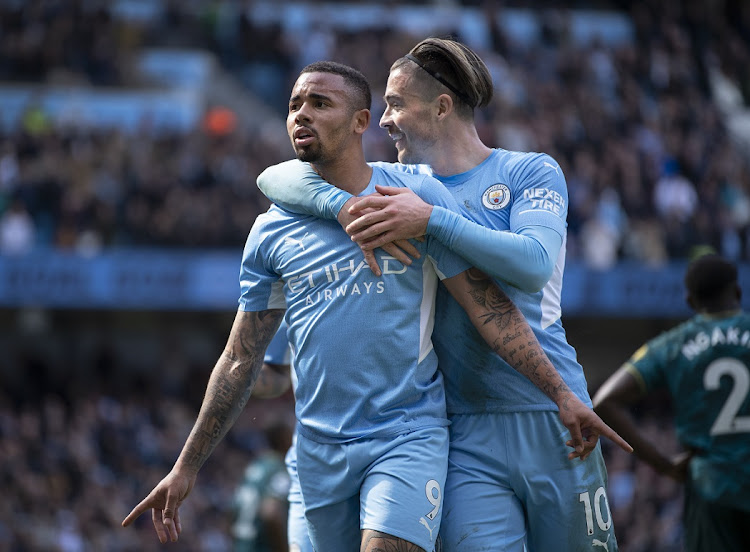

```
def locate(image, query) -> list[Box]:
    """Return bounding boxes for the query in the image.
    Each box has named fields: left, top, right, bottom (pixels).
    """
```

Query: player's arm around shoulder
left=345, top=171, right=460, bottom=243
left=340, top=170, right=456, bottom=275
left=257, top=159, right=350, bottom=219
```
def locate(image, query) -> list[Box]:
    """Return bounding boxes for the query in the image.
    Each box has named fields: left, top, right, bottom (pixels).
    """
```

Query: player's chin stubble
left=295, top=146, right=320, bottom=163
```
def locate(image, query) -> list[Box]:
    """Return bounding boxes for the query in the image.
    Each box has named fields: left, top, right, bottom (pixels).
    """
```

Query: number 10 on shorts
left=578, top=487, right=612, bottom=535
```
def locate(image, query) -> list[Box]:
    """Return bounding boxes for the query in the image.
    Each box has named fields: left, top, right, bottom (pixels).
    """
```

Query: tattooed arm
left=361, top=529, right=426, bottom=552
left=121, top=308, right=285, bottom=543
left=442, top=269, right=632, bottom=458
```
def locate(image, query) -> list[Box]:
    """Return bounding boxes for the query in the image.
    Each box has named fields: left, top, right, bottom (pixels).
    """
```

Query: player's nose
left=379, top=110, right=391, bottom=129
left=295, top=102, right=313, bottom=124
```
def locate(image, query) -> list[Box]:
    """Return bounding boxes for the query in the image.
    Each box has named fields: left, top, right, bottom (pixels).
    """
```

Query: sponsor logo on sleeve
left=522, top=188, right=566, bottom=215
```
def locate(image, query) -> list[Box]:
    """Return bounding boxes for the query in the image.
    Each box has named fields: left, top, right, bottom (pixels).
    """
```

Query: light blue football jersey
left=375, top=149, right=591, bottom=413
left=264, top=325, right=314, bottom=551
left=239, top=166, right=471, bottom=443
left=264, top=323, right=291, bottom=366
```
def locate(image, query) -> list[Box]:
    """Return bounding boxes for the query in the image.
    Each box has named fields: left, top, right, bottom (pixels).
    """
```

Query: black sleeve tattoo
left=458, top=269, right=573, bottom=407
left=179, top=309, right=285, bottom=472
left=361, top=530, right=426, bottom=552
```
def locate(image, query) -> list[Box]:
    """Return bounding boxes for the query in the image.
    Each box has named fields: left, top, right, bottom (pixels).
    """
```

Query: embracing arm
left=593, top=366, right=691, bottom=481
left=427, top=208, right=560, bottom=292
left=442, top=269, right=632, bottom=457
left=346, top=188, right=561, bottom=292
left=257, top=159, right=350, bottom=219
left=257, top=160, right=421, bottom=274
left=122, top=308, right=285, bottom=542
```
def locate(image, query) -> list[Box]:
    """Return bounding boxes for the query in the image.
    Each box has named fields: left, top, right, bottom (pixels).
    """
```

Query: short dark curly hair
left=685, top=254, right=738, bottom=304
left=299, top=61, right=372, bottom=112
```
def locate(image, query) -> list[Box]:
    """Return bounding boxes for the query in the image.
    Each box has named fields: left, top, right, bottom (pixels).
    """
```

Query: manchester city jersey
left=626, top=311, right=750, bottom=511
left=239, top=166, right=470, bottom=443
left=374, top=149, right=591, bottom=414
left=264, top=323, right=291, bottom=366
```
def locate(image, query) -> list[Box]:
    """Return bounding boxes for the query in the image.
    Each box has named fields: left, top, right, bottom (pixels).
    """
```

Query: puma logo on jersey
left=543, top=161, right=559, bottom=175
left=284, top=233, right=308, bottom=250
left=592, top=534, right=610, bottom=551
left=419, top=517, right=437, bottom=541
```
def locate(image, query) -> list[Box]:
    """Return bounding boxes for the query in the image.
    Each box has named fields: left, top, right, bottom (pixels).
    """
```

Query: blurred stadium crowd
left=0, top=318, right=684, bottom=552
left=0, top=348, right=295, bottom=551
left=1, top=0, right=749, bottom=550
left=1, top=0, right=749, bottom=264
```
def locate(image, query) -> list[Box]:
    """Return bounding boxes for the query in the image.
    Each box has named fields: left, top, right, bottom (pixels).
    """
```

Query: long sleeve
left=427, top=205, right=562, bottom=293
left=257, top=159, right=351, bottom=220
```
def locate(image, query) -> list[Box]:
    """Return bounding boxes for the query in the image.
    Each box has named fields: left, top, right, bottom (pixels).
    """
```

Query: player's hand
left=339, top=194, right=421, bottom=276
left=121, top=469, right=196, bottom=543
left=346, top=185, right=431, bottom=249
left=337, top=196, right=365, bottom=230
left=560, top=396, right=633, bottom=460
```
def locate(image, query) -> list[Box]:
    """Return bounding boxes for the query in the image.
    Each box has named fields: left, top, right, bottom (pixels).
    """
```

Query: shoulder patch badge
left=482, top=184, right=511, bottom=210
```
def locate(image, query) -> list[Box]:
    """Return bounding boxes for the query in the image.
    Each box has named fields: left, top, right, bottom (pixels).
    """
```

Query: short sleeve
left=238, top=214, right=286, bottom=312
left=424, top=235, right=472, bottom=280
left=508, top=153, right=567, bottom=237
left=625, top=339, right=668, bottom=392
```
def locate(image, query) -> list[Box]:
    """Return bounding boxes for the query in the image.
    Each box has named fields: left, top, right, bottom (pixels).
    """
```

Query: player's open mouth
left=389, top=132, right=405, bottom=147
left=294, top=127, right=316, bottom=146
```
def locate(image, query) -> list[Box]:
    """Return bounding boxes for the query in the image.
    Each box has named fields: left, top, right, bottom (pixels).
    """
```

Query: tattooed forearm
left=177, top=309, right=284, bottom=473
left=361, top=530, right=425, bottom=552
left=457, top=269, right=573, bottom=407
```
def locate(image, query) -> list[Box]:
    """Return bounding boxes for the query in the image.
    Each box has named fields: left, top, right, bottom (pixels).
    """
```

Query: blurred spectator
left=203, top=106, right=238, bottom=138
left=653, top=160, right=698, bottom=223
left=231, top=420, right=292, bottom=552
left=0, top=197, right=36, bottom=254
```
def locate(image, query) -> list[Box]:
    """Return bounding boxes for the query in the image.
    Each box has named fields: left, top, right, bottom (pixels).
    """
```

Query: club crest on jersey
left=482, top=183, right=511, bottom=210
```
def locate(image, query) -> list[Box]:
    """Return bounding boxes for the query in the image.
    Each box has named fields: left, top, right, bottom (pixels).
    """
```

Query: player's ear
left=352, top=108, right=370, bottom=134
left=436, top=93, right=454, bottom=119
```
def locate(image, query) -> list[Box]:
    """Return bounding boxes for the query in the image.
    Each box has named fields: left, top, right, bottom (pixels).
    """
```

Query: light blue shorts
left=286, top=435, right=313, bottom=552
left=440, top=411, right=618, bottom=552
left=296, top=426, right=449, bottom=551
